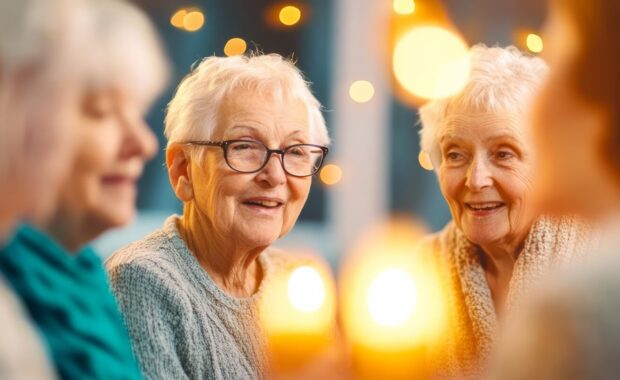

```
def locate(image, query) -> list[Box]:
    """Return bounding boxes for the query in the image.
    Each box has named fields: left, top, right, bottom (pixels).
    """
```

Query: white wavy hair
left=418, top=44, right=549, bottom=169
left=164, top=53, right=329, bottom=148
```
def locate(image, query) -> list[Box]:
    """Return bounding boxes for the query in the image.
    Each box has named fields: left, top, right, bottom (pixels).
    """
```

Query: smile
left=464, top=202, right=505, bottom=216
left=242, top=198, right=284, bottom=210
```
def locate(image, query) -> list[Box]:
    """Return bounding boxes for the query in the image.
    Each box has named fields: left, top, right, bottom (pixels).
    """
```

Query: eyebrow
left=227, top=125, right=308, bottom=138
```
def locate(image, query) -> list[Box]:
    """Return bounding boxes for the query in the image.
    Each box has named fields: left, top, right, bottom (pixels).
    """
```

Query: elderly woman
left=0, top=0, right=168, bottom=378
left=489, top=0, right=620, bottom=379
left=105, top=53, right=330, bottom=380
left=416, top=44, right=593, bottom=378
left=0, top=0, right=88, bottom=377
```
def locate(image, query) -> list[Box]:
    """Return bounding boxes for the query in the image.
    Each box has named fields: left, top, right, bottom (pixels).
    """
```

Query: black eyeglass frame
left=184, top=139, right=329, bottom=177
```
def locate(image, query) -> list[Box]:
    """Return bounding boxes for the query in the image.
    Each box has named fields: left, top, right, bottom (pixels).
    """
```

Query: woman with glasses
left=106, top=53, right=330, bottom=380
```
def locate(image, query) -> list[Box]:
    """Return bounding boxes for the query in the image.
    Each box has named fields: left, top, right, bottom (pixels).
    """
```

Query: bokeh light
left=526, top=33, right=544, bottom=53
left=279, top=5, right=302, bottom=26
left=349, top=80, right=375, bottom=103
left=393, top=0, right=416, bottom=15
left=418, top=151, right=434, bottom=171
left=170, top=8, right=187, bottom=28
left=288, top=266, right=326, bottom=313
left=224, top=37, right=247, bottom=56
left=183, top=10, right=205, bottom=32
left=368, top=268, right=417, bottom=327
left=393, top=26, right=470, bottom=100
left=320, top=164, right=343, bottom=186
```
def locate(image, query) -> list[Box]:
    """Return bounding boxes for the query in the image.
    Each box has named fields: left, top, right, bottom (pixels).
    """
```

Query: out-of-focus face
left=0, top=74, right=82, bottom=238
left=437, top=115, right=537, bottom=247
left=532, top=5, right=610, bottom=218
left=52, top=84, right=158, bottom=234
left=189, top=86, right=313, bottom=249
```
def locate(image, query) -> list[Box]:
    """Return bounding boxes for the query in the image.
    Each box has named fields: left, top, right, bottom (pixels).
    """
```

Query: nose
left=119, top=111, right=159, bottom=161
left=465, top=155, right=493, bottom=191
left=256, top=153, right=286, bottom=187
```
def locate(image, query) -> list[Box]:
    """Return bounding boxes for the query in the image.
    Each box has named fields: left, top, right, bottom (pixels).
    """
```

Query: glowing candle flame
left=288, top=266, right=326, bottom=313
left=368, top=268, right=417, bottom=327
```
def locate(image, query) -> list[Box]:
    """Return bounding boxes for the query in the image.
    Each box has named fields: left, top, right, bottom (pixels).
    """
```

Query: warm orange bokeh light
left=526, top=33, right=544, bottom=53
left=170, top=8, right=187, bottom=28
left=393, top=0, right=416, bottom=15
left=320, top=164, right=343, bottom=186
left=393, top=26, right=470, bottom=100
left=183, top=10, right=205, bottom=32
left=279, top=5, right=302, bottom=26
left=224, top=37, right=247, bottom=56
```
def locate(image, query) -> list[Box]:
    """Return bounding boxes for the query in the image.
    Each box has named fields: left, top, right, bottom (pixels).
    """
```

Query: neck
left=39, top=210, right=100, bottom=254
left=477, top=234, right=526, bottom=315
left=178, top=204, right=264, bottom=298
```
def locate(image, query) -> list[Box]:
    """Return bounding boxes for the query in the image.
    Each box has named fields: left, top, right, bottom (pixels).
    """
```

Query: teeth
left=248, top=200, right=280, bottom=208
left=468, top=202, right=502, bottom=210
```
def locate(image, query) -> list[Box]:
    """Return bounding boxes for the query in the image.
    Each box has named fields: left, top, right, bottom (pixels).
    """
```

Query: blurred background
left=94, top=0, right=547, bottom=268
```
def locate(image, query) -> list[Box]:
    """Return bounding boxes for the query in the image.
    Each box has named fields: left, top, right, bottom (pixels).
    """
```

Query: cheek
left=284, top=178, right=312, bottom=219
left=438, top=168, right=464, bottom=204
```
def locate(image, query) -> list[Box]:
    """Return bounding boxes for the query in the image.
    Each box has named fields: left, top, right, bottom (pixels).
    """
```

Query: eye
left=231, top=141, right=260, bottom=151
left=495, top=149, right=516, bottom=160
left=445, top=151, right=464, bottom=162
left=287, top=146, right=307, bottom=156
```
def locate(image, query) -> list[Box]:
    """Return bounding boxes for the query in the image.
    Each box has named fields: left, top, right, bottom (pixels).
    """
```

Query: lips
left=464, top=201, right=506, bottom=216
left=242, top=197, right=284, bottom=209
left=101, top=175, right=137, bottom=185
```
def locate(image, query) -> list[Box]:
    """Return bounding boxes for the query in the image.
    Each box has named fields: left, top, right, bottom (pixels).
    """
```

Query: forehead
left=439, top=113, right=527, bottom=144
left=216, top=86, right=310, bottom=137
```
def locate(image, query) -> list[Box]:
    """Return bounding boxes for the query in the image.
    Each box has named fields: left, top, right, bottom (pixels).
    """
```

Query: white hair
left=164, top=53, right=329, bottom=148
left=418, top=44, right=549, bottom=168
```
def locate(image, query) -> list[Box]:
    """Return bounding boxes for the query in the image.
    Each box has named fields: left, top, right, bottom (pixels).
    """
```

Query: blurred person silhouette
left=0, top=0, right=90, bottom=378
left=415, top=44, right=594, bottom=379
left=0, top=0, right=169, bottom=378
left=489, top=0, right=620, bottom=379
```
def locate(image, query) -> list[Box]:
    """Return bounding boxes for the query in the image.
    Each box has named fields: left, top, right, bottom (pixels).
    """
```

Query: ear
left=166, top=143, right=194, bottom=202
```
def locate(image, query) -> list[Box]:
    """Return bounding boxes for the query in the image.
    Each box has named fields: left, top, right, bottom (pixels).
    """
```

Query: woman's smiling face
left=437, top=114, right=537, bottom=247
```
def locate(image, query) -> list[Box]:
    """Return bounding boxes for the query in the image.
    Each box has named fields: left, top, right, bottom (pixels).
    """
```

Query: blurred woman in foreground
left=0, top=0, right=88, bottom=377
left=490, top=0, right=620, bottom=379
left=0, top=0, right=169, bottom=378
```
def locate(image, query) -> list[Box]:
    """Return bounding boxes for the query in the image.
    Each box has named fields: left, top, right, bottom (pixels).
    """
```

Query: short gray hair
left=164, top=53, right=329, bottom=148
left=418, top=44, right=548, bottom=168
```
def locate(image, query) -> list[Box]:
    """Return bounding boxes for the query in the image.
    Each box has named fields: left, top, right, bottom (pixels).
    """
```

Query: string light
left=349, top=80, right=375, bottom=103
left=224, top=37, right=247, bottom=56
left=279, top=5, right=302, bottom=26
left=526, top=33, right=544, bottom=53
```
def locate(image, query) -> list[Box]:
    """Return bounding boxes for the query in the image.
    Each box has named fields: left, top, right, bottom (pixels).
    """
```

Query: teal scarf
left=0, top=225, right=142, bottom=380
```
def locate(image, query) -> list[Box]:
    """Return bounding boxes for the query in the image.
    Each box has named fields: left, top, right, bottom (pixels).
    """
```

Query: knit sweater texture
left=416, top=215, right=594, bottom=379
left=106, top=215, right=301, bottom=380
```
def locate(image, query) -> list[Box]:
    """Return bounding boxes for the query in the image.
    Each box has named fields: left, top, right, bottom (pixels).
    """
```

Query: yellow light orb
left=170, top=9, right=187, bottom=29
left=393, top=0, right=416, bottom=15
left=393, top=26, right=471, bottom=100
left=349, top=80, right=375, bottom=103
left=288, top=266, right=326, bottom=313
left=418, top=151, right=434, bottom=171
left=279, top=5, right=302, bottom=26
left=526, top=33, right=544, bottom=53
left=320, top=164, right=343, bottom=186
left=183, top=10, right=205, bottom=32
left=367, top=268, right=417, bottom=327
left=224, top=37, right=247, bottom=57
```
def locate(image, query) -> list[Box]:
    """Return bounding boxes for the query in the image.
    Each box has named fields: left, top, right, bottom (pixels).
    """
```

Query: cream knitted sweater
left=106, top=216, right=300, bottom=380
left=417, top=216, right=594, bottom=379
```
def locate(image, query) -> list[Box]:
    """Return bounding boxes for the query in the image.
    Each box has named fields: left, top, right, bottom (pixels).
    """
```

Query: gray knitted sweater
left=105, top=216, right=298, bottom=380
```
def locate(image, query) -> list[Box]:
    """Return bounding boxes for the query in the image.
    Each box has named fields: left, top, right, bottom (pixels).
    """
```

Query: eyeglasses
left=185, top=139, right=329, bottom=177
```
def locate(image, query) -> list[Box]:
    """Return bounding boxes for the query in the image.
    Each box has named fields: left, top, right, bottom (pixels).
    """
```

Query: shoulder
left=105, top=216, right=186, bottom=281
left=414, top=222, right=456, bottom=262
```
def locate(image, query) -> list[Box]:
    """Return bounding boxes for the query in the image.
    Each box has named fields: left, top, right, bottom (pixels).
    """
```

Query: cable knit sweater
left=416, top=216, right=594, bottom=379
left=105, top=215, right=301, bottom=380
